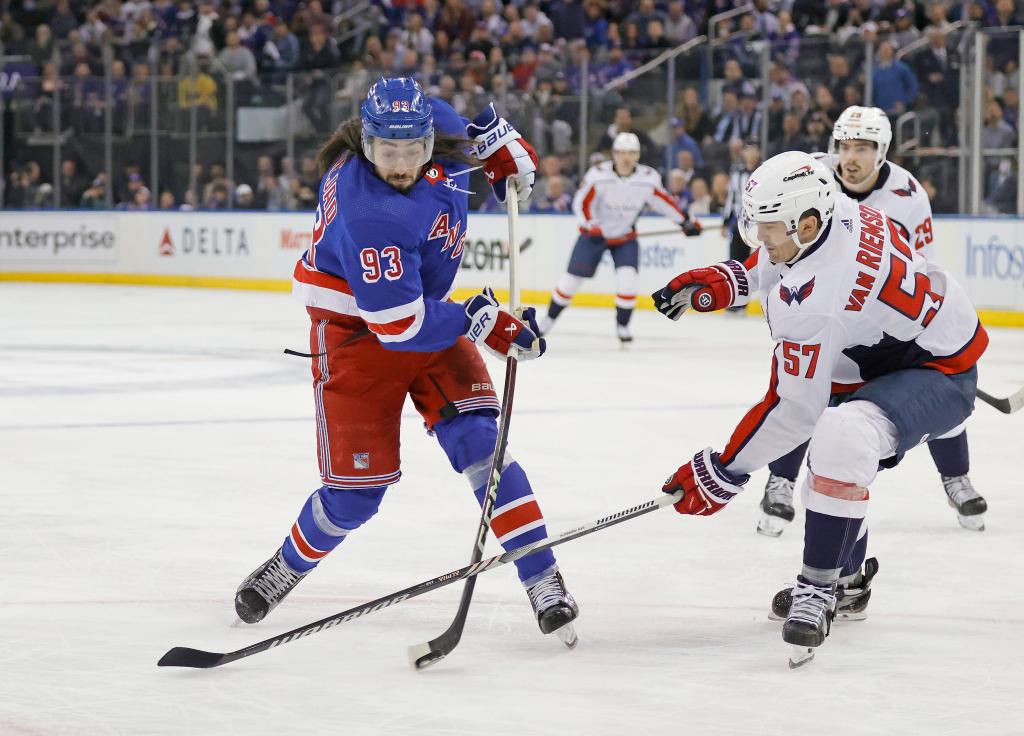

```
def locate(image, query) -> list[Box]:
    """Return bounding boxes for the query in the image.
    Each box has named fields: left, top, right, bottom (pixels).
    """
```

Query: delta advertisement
left=2, top=211, right=1023, bottom=317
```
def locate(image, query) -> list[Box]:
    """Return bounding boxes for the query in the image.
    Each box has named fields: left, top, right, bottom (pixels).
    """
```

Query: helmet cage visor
left=361, top=131, right=435, bottom=169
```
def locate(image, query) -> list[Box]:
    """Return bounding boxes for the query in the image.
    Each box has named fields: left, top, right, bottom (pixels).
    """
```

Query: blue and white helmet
left=360, top=77, right=434, bottom=167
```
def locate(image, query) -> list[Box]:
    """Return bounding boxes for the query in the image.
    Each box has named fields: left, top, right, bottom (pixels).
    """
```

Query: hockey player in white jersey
left=538, top=132, right=702, bottom=344
left=757, top=106, right=988, bottom=537
left=651, top=151, right=988, bottom=666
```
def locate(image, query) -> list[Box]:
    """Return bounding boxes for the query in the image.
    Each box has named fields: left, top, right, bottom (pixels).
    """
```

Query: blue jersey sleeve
left=340, top=216, right=468, bottom=352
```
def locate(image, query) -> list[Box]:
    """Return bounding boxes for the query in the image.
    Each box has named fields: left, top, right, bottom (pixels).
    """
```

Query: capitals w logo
left=891, top=178, right=917, bottom=197
left=779, top=277, right=815, bottom=305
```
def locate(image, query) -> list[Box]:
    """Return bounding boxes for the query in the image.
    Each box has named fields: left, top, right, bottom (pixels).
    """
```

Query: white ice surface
left=2, top=283, right=1023, bottom=735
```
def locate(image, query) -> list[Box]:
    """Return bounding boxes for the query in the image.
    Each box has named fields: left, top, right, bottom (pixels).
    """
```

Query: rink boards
left=2, top=210, right=1023, bottom=325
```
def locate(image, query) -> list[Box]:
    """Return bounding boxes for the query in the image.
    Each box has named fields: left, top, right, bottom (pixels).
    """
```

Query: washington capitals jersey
left=817, top=153, right=935, bottom=260
left=572, top=161, right=687, bottom=242
left=719, top=195, right=987, bottom=476
left=293, top=98, right=472, bottom=352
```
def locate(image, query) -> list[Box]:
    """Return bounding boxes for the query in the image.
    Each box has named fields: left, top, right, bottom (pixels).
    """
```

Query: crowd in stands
left=1, top=0, right=1022, bottom=214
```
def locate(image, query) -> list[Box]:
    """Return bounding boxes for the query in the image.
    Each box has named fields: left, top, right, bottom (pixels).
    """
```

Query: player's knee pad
left=802, top=402, right=895, bottom=519
left=316, top=485, right=387, bottom=531
left=553, top=273, right=584, bottom=305
left=433, top=411, right=510, bottom=477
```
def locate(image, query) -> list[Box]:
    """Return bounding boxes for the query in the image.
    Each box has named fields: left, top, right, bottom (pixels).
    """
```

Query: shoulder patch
left=890, top=178, right=917, bottom=198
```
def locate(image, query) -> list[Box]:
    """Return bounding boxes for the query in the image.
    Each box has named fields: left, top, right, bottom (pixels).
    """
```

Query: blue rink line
left=0, top=402, right=750, bottom=432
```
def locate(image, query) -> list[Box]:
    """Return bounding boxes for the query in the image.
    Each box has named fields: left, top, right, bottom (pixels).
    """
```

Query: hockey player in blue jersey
left=235, top=78, right=579, bottom=644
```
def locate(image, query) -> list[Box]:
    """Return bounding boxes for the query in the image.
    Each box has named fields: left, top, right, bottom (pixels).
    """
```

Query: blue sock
left=281, top=486, right=387, bottom=573
left=928, top=431, right=970, bottom=477
left=802, top=509, right=863, bottom=585
left=434, top=412, right=556, bottom=585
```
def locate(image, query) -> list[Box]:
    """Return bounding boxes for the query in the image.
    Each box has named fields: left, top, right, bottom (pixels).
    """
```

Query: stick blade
left=408, top=641, right=448, bottom=670
left=158, top=646, right=228, bottom=669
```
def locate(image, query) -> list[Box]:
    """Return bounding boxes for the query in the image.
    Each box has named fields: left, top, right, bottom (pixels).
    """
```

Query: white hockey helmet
left=829, top=106, right=892, bottom=181
left=740, top=151, right=836, bottom=258
left=612, top=132, right=641, bottom=152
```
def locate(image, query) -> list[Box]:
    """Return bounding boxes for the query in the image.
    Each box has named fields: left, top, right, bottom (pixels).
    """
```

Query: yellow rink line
left=3, top=271, right=1024, bottom=327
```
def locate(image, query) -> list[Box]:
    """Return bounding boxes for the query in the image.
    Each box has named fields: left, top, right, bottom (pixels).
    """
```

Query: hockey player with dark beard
left=756, top=106, right=988, bottom=538
left=233, top=78, right=579, bottom=647
left=651, top=151, right=987, bottom=667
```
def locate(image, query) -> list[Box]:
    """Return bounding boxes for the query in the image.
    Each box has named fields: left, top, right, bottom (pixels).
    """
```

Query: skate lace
left=527, top=574, right=567, bottom=614
left=765, top=475, right=795, bottom=505
left=788, top=579, right=836, bottom=627
left=942, top=475, right=978, bottom=506
left=253, top=555, right=302, bottom=604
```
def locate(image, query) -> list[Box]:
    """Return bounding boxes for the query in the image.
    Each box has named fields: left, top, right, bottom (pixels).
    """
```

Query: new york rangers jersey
left=573, top=161, right=687, bottom=242
left=718, top=195, right=987, bottom=476
left=293, top=98, right=472, bottom=352
left=817, top=154, right=935, bottom=260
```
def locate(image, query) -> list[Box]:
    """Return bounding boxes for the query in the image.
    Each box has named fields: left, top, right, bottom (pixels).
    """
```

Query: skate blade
left=555, top=623, right=578, bottom=649
left=756, top=513, right=789, bottom=537
left=956, top=513, right=985, bottom=532
left=788, top=645, right=815, bottom=669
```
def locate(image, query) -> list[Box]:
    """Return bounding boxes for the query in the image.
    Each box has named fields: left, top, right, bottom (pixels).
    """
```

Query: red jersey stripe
left=743, top=249, right=759, bottom=270
left=720, top=353, right=782, bottom=466
left=923, top=320, right=989, bottom=375
left=294, top=262, right=354, bottom=294
left=581, top=185, right=597, bottom=221
left=652, top=187, right=685, bottom=216
left=366, top=314, right=417, bottom=337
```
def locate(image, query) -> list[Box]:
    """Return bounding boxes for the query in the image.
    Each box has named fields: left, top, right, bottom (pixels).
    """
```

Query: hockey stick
left=157, top=491, right=682, bottom=669
left=636, top=222, right=722, bottom=239
left=407, top=183, right=523, bottom=670
left=976, top=386, right=1024, bottom=414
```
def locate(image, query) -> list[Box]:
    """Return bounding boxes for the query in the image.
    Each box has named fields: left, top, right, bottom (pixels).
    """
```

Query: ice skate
left=782, top=577, right=837, bottom=669
left=757, top=474, right=796, bottom=537
left=526, top=570, right=579, bottom=649
left=771, top=557, right=878, bottom=622
left=234, top=547, right=309, bottom=624
left=617, top=324, right=633, bottom=346
left=942, top=475, right=987, bottom=531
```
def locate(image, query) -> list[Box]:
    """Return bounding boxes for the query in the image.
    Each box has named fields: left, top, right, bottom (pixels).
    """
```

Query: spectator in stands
left=667, top=118, right=703, bottom=166
left=178, top=55, right=218, bottom=130
left=522, top=3, right=554, bottom=40
left=664, top=1, right=697, bottom=44
left=665, top=168, right=691, bottom=208
left=826, top=54, right=854, bottom=95
left=28, top=23, right=55, bottom=67
left=986, top=158, right=1017, bottom=214
left=890, top=9, right=921, bottom=49
left=481, top=0, right=507, bottom=37
left=439, top=0, right=475, bottom=43
left=675, top=149, right=708, bottom=188
left=687, top=177, right=711, bottom=215
left=235, top=183, right=255, bottom=209
left=60, top=159, right=87, bottom=206
left=677, top=87, right=714, bottom=143
left=549, top=0, right=586, bottom=41
left=770, top=112, right=812, bottom=156
left=736, top=88, right=762, bottom=141
left=60, top=42, right=99, bottom=76
left=119, top=186, right=153, bottom=211
left=203, top=163, right=233, bottom=205
left=191, top=1, right=224, bottom=58
left=596, top=106, right=660, bottom=167
left=33, top=62, right=61, bottom=131
left=267, top=20, right=300, bottom=73
left=711, top=90, right=742, bottom=143
left=989, top=0, right=1022, bottom=70
left=721, top=59, right=747, bottom=98
left=583, top=0, right=608, bottom=49
left=51, top=0, right=79, bottom=40
left=983, top=98, right=1017, bottom=150
left=126, top=63, right=152, bottom=127
left=805, top=111, right=832, bottom=152
left=79, top=174, right=107, bottom=209
left=872, top=40, right=919, bottom=115
left=768, top=61, right=810, bottom=106
left=206, top=182, right=231, bottom=209
left=68, top=62, right=104, bottom=134
left=400, top=12, right=434, bottom=57
left=594, top=43, right=633, bottom=87
left=218, top=31, right=258, bottom=84
left=709, top=172, right=729, bottom=215
left=532, top=174, right=573, bottom=212
left=159, top=191, right=177, bottom=209
left=752, top=0, right=780, bottom=37
left=300, top=26, right=340, bottom=129
left=643, top=19, right=670, bottom=49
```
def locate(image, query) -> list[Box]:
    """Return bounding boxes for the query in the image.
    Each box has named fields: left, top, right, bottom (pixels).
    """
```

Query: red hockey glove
left=662, top=448, right=749, bottom=516
left=651, top=261, right=746, bottom=319
left=464, top=287, right=546, bottom=361
left=467, top=104, right=538, bottom=204
left=680, top=216, right=702, bottom=237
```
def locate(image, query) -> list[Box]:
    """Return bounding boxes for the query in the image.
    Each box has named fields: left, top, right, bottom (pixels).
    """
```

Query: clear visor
left=362, top=133, right=434, bottom=169
left=740, top=208, right=797, bottom=255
